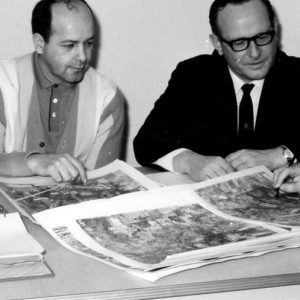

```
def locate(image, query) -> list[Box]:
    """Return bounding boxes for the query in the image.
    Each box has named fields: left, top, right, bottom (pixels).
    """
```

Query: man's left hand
left=225, top=147, right=284, bottom=171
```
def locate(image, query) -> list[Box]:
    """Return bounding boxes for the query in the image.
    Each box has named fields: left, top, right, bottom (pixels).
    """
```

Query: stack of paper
left=0, top=212, right=52, bottom=281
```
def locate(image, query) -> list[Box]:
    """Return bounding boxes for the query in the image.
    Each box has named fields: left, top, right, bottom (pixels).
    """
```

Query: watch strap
left=279, top=145, right=296, bottom=165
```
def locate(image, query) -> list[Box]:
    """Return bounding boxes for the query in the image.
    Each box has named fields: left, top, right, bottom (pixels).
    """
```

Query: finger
left=205, top=164, right=231, bottom=179
left=190, top=171, right=206, bottom=182
left=219, top=161, right=235, bottom=174
left=59, top=155, right=87, bottom=183
left=64, top=154, right=87, bottom=184
left=229, top=157, right=248, bottom=170
left=285, top=165, right=300, bottom=177
left=192, top=168, right=218, bottom=182
left=202, top=158, right=234, bottom=178
left=204, top=170, right=220, bottom=179
left=53, top=158, right=75, bottom=182
left=233, top=153, right=262, bottom=170
left=233, top=161, right=252, bottom=171
left=225, top=151, right=242, bottom=163
left=210, top=167, right=230, bottom=178
left=273, top=170, right=280, bottom=186
left=273, top=165, right=289, bottom=186
left=279, top=182, right=300, bottom=193
left=46, top=154, right=81, bottom=183
left=47, top=165, right=63, bottom=183
left=226, top=154, right=248, bottom=170
left=201, top=169, right=223, bottom=181
left=274, top=168, right=291, bottom=188
left=273, top=167, right=285, bottom=185
left=273, top=168, right=280, bottom=178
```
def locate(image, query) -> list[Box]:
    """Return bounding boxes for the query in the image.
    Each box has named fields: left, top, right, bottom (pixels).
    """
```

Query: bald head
left=32, top=0, right=94, bottom=42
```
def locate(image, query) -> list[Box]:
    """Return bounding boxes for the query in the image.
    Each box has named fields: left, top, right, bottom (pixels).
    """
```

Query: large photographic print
left=0, top=170, right=150, bottom=215
left=77, top=203, right=273, bottom=265
left=195, top=171, right=300, bottom=227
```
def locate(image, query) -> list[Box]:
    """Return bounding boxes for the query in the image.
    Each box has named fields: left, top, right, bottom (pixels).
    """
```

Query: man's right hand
left=173, top=150, right=235, bottom=182
left=273, top=164, right=300, bottom=193
left=27, top=153, right=87, bottom=184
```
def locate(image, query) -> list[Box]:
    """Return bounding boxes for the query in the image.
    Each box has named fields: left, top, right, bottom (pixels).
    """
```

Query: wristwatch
left=279, top=145, right=295, bottom=165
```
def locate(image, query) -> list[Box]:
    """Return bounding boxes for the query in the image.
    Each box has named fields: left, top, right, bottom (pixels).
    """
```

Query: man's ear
left=32, top=33, right=46, bottom=54
left=210, top=33, right=223, bottom=55
left=273, top=17, right=280, bottom=42
left=273, top=16, right=279, bottom=32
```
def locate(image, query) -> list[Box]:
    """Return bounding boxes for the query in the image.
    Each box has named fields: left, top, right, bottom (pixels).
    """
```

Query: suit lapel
left=215, top=61, right=238, bottom=136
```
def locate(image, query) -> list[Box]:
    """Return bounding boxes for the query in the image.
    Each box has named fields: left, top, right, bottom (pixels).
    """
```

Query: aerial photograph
left=195, top=172, right=300, bottom=227
left=77, top=203, right=273, bottom=265
left=0, top=170, right=148, bottom=215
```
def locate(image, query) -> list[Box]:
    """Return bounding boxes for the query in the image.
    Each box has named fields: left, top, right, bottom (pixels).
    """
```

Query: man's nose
left=77, top=44, right=87, bottom=62
left=247, top=40, right=261, bottom=58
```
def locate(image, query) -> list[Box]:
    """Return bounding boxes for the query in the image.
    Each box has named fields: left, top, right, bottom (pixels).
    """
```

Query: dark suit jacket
left=134, top=50, right=300, bottom=166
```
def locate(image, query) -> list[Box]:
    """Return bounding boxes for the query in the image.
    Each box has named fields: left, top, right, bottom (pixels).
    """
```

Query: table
left=1, top=171, right=300, bottom=300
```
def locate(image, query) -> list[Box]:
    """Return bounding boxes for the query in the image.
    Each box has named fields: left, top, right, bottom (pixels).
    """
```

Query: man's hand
left=225, top=147, right=284, bottom=171
left=273, top=164, right=300, bottom=193
left=27, top=153, right=87, bottom=184
left=173, top=150, right=234, bottom=182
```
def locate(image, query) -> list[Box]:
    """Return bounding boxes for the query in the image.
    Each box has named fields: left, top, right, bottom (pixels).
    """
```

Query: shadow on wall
left=121, top=92, right=129, bottom=161
left=90, top=13, right=101, bottom=69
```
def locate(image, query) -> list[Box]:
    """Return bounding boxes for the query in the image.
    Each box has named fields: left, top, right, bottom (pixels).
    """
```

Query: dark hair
left=31, top=0, right=94, bottom=42
left=209, top=0, right=275, bottom=36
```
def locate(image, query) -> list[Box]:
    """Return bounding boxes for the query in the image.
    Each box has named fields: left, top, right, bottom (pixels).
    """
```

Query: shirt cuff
left=154, top=148, right=188, bottom=172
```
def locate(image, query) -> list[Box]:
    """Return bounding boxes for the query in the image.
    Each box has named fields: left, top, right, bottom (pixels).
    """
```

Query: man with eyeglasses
left=134, top=0, right=300, bottom=182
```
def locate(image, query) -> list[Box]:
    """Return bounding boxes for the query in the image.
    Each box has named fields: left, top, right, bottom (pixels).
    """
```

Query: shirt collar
left=33, top=52, right=56, bottom=90
left=228, top=67, right=264, bottom=94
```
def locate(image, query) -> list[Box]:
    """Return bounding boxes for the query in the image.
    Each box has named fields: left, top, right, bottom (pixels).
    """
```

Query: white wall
left=0, top=0, right=299, bottom=166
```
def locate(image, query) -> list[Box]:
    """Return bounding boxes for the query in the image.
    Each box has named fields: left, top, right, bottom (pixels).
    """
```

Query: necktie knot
left=241, top=83, right=254, bottom=95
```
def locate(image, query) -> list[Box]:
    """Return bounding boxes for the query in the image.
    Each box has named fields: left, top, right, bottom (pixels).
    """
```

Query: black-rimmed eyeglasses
left=217, top=30, right=275, bottom=52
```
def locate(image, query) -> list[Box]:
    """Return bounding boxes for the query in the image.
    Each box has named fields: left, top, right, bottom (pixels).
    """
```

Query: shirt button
left=39, top=142, right=45, bottom=148
left=53, top=98, right=58, bottom=104
left=51, top=112, right=57, bottom=118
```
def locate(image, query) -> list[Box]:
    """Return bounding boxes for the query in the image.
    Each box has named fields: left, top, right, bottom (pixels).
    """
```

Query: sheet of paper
left=147, top=171, right=194, bottom=186
left=0, top=212, right=44, bottom=258
left=0, top=159, right=160, bottom=222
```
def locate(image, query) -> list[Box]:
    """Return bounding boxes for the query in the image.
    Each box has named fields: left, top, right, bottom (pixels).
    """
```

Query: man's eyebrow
left=234, top=29, right=273, bottom=40
left=86, top=36, right=95, bottom=41
left=60, top=38, right=94, bottom=44
left=60, top=40, right=77, bottom=43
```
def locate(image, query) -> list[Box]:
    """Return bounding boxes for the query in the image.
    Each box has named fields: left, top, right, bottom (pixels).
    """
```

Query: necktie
left=238, top=83, right=254, bottom=147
